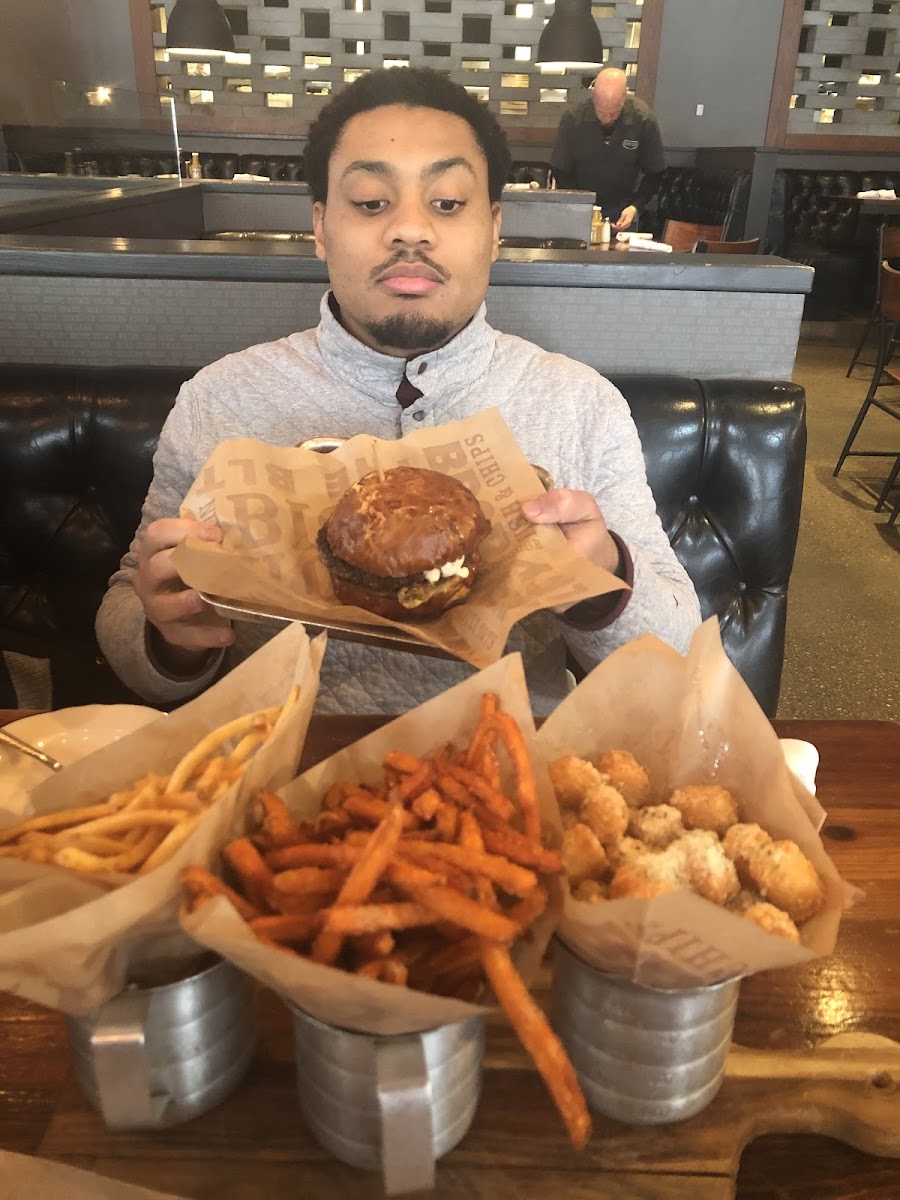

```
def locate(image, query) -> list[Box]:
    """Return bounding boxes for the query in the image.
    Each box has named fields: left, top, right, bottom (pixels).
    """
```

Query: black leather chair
left=0, top=367, right=805, bottom=716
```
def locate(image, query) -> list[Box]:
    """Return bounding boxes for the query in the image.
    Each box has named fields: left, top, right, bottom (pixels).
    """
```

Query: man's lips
left=376, top=263, right=445, bottom=296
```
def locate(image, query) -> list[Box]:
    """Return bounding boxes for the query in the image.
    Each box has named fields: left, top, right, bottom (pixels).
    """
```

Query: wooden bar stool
left=834, top=260, right=900, bottom=492
left=846, top=223, right=900, bottom=377
left=661, top=220, right=724, bottom=252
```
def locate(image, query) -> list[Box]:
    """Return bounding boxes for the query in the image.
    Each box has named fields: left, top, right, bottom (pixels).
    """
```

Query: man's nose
left=384, top=196, right=435, bottom=246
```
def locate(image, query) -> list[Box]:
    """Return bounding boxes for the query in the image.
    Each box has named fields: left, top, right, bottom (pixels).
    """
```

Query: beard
left=363, top=311, right=456, bottom=354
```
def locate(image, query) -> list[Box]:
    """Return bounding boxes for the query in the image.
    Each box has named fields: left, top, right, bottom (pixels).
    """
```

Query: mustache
left=370, top=252, right=450, bottom=282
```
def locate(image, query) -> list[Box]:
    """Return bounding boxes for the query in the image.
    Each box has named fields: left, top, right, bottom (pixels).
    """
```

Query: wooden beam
left=634, top=0, right=664, bottom=108
left=765, top=0, right=805, bottom=149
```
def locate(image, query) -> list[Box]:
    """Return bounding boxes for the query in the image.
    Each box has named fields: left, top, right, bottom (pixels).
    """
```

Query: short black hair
left=304, top=67, right=511, bottom=204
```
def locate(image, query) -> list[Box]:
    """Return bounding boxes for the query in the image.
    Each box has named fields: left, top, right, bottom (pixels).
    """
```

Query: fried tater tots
left=672, top=830, right=740, bottom=906
left=550, top=756, right=607, bottom=808
left=606, top=835, right=646, bottom=867
left=728, top=887, right=762, bottom=914
left=595, top=750, right=651, bottom=808
left=722, top=822, right=772, bottom=886
left=668, top=784, right=738, bottom=836
left=627, top=804, right=684, bottom=850
left=572, top=878, right=607, bottom=904
left=561, top=809, right=580, bottom=831
left=609, top=847, right=688, bottom=900
left=562, top=822, right=609, bottom=884
left=580, top=783, right=629, bottom=847
left=746, top=840, right=825, bottom=924
left=743, top=901, right=801, bottom=944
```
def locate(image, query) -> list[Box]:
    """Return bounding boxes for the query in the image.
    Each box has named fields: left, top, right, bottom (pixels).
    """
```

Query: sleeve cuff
left=558, top=531, right=634, bottom=632
left=143, top=621, right=223, bottom=684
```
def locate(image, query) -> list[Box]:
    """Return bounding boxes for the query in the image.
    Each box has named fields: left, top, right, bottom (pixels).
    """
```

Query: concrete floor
left=777, top=341, right=898, bottom=719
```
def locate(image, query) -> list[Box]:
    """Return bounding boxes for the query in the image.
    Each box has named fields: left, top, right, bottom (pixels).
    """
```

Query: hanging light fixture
left=536, top=0, right=604, bottom=71
left=166, top=0, right=235, bottom=58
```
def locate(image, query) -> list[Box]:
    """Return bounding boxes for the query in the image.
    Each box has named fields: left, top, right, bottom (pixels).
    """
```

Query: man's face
left=313, top=104, right=501, bottom=357
left=592, top=83, right=626, bottom=127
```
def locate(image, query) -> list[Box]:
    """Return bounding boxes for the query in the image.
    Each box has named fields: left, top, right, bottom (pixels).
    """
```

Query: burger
left=317, top=465, right=491, bottom=620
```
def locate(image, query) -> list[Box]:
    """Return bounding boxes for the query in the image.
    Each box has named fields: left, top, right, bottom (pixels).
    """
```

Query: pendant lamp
left=536, top=0, right=605, bottom=70
left=166, top=0, right=235, bottom=58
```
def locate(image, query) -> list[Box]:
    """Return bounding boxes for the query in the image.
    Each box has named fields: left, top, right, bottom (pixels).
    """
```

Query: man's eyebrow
left=339, top=156, right=478, bottom=182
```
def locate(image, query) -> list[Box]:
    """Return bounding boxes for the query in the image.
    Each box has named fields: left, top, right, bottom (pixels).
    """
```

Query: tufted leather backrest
left=14, top=150, right=304, bottom=183
left=0, top=367, right=805, bottom=715
left=650, top=168, right=751, bottom=241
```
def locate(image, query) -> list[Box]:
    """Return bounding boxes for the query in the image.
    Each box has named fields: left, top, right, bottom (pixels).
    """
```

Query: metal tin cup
left=289, top=1004, right=485, bottom=1196
left=67, top=955, right=257, bottom=1130
left=552, top=939, right=740, bottom=1125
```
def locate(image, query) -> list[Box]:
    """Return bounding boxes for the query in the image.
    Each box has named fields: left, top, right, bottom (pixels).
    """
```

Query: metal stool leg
left=846, top=304, right=879, bottom=377
left=875, top=453, right=900, bottom=511
left=835, top=317, right=893, bottom=476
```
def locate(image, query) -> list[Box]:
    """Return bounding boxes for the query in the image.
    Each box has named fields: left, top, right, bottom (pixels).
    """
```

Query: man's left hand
left=522, top=488, right=620, bottom=577
left=613, top=205, right=637, bottom=232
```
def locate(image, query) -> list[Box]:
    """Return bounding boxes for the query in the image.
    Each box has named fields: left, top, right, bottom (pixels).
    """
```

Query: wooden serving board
left=26, top=990, right=900, bottom=1200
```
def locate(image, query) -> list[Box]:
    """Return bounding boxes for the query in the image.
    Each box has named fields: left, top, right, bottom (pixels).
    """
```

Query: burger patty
left=317, top=526, right=437, bottom=595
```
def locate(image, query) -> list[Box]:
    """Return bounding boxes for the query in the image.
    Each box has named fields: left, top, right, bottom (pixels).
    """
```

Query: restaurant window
left=158, top=75, right=172, bottom=91
left=626, top=20, right=641, bottom=49
left=266, top=91, right=294, bottom=107
left=502, top=73, right=529, bottom=87
left=305, top=54, right=332, bottom=67
left=540, top=88, right=567, bottom=103
left=306, top=80, right=332, bottom=95
left=504, top=3, right=533, bottom=15
left=383, top=56, right=410, bottom=68
left=344, top=0, right=371, bottom=8
left=462, top=15, right=491, bottom=43
left=223, top=8, right=248, bottom=35
left=874, top=2, right=894, bottom=12
left=344, top=40, right=371, bottom=54
left=859, top=73, right=882, bottom=86
left=154, top=49, right=169, bottom=63
left=344, top=68, right=370, bottom=82
left=186, top=62, right=211, bottom=76
left=591, top=4, right=616, bottom=17
left=865, top=29, right=888, bottom=57
left=304, top=10, right=330, bottom=38
left=424, top=43, right=452, bottom=56
left=856, top=95, right=878, bottom=110
left=464, top=86, right=489, bottom=103
left=816, top=108, right=838, bottom=123
left=425, top=0, right=452, bottom=9
left=264, top=65, right=291, bottom=79
left=187, top=89, right=214, bottom=104
left=384, top=12, right=410, bottom=40
left=462, top=59, right=491, bottom=71
left=226, top=78, right=252, bottom=92
left=828, top=14, right=850, bottom=26
left=266, top=37, right=291, bottom=51
left=500, top=100, right=528, bottom=115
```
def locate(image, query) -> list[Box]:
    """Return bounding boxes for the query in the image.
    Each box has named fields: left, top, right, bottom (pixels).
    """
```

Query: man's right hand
left=134, top=518, right=235, bottom=674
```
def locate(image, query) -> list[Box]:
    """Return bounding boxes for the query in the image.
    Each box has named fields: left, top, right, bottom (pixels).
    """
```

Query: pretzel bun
left=317, top=465, right=491, bottom=620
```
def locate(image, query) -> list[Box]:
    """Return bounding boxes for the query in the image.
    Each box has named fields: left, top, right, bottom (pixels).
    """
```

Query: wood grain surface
left=0, top=714, right=897, bottom=1200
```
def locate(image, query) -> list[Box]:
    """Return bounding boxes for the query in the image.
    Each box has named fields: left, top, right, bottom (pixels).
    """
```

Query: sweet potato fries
left=182, top=693, right=591, bottom=1149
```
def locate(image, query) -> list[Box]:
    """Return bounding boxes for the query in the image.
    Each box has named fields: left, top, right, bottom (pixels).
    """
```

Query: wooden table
left=0, top=713, right=898, bottom=1199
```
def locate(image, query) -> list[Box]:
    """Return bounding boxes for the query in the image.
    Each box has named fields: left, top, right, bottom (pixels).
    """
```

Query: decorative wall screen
left=789, top=0, right=900, bottom=137
left=152, top=0, right=645, bottom=128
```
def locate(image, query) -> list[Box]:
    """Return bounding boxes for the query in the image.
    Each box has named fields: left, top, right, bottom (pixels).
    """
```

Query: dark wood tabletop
left=0, top=713, right=898, bottom=1199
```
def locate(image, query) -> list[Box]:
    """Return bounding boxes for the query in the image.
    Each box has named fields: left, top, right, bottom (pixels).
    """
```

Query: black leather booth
left=0, top=367, right=806, bottom=716
left=648, top=167, right=751, bottom=241
left=14, top=150, right=305, bottom=183
left=773, top=169, right=898, bottom=318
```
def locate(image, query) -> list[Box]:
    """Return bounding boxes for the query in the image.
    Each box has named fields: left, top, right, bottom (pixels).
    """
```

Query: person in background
left=550, top=67, right=665, bottom=233
left=96, top=67, right=699, bottom=715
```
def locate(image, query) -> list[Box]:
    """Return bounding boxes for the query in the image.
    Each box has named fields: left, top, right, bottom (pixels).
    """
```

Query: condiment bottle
left=189, top=151, right=202, bottom=179
left=600, top=216, right=611, bottom=246
left=591, top=205, right=604, bottom=246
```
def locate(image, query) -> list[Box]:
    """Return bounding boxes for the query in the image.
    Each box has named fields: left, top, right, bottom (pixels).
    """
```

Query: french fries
left=182, top=694, right=592, bottom=1150
left=0, top=687, right=300, bottom=880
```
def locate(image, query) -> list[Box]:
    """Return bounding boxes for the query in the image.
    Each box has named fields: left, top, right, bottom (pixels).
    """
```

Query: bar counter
left=0, top=177, right=811, bottom=379
left=0, top=713, right=897, bottom=1199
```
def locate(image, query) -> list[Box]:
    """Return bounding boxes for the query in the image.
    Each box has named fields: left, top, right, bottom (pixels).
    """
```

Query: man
left=550, top=67, right=665, bottom=233
left=96, top=67, right=699, bottom=714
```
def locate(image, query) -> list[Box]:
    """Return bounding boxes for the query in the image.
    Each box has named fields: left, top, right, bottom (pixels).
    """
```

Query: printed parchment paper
left=0, top=624, right=323, bottom=1014
left=183, top=653, right=563, bottom=1036
left=536, top=619, right=860, bottom=989
left=171, top=408, right=624, bottom=669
